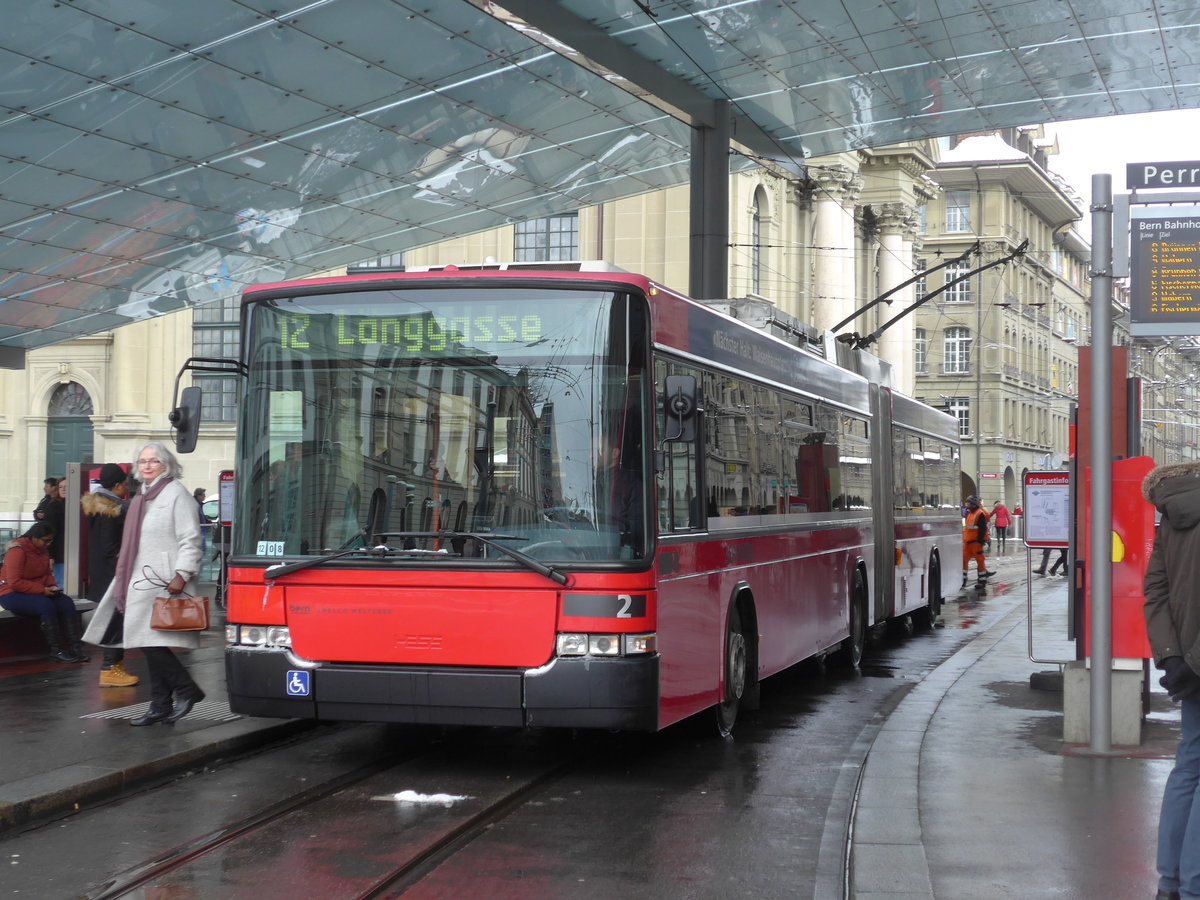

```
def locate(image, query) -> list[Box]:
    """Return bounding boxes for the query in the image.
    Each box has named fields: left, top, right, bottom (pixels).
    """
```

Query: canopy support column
left=690, top=100, right=730, bottom=300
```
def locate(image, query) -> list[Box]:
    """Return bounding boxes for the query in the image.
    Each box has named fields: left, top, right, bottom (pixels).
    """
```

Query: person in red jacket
left=0, top=521, right=88, bottom=662
left=991, top=501, right=1012, bottom=553
left=962, top=496, right=995, bottom=587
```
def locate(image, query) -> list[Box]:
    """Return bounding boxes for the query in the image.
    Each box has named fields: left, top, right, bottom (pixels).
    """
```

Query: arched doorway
left=46, top=381, right=94, bottom=476
left=960, top=471, right=976, bottom=503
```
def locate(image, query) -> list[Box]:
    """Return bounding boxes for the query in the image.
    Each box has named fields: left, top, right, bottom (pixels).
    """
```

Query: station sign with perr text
left=1128, top=161, right=1200, bottom=189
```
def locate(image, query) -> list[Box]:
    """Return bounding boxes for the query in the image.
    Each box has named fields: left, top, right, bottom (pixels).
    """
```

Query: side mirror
left=169, top=385, right=203, bottom=453
left=663, top=374, right=698, bottom=442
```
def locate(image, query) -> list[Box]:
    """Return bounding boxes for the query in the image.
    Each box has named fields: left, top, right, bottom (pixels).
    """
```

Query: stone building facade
left=910, top=129, right=1090, bottom=504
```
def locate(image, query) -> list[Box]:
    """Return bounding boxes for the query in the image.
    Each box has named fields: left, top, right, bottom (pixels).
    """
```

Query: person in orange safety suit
left=962, top=495, right=995, bottom=587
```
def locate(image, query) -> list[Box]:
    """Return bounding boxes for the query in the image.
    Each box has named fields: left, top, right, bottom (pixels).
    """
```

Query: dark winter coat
left=32, top=495, right=55, bottom=522
left=1142, top=461, right=1200, bottom=671
left=43, top=498, right=65, bottom=564
left=81, top=489, right=127, bottom=603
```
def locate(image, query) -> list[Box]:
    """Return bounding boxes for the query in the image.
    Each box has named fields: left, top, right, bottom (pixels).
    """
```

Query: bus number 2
left=617, top=594, right=633, bottom=618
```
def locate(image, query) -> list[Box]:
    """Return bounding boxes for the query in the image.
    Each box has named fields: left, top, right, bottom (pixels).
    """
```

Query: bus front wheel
left=715, top=606, right=747, bottom=737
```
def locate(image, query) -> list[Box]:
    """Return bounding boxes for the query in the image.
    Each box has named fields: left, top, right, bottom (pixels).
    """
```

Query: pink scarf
left=111, top=477, right=173, bottom=612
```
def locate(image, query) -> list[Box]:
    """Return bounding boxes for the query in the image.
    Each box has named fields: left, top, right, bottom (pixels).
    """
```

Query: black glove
left=1160, top=656, right=1200, bottom=701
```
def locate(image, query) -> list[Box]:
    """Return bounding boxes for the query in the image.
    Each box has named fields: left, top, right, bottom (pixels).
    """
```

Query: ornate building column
left=811, top=165, right=863, bottom=333
left=873, top=201, right=919, bottom=394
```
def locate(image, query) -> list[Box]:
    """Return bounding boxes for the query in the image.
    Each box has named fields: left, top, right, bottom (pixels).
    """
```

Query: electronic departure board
left=1130, top=207, right=1200, bottom=335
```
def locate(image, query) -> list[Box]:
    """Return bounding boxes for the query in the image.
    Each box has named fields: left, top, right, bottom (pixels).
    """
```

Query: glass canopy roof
left=2, top=0, right=1196, bottom=352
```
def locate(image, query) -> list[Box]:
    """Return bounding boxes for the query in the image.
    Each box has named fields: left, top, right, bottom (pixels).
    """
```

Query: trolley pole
left=1089, top=173, right=1114, bottom=753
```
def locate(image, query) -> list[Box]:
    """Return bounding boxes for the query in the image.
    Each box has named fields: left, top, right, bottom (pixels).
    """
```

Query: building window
left=914, top=259, right=927, bottom=302
left=354, top=251, right=406, bottom=269
left=751, top=188, right=766, bottom=295
left=194, top=375, right=239, bottom=424
left=943, top=326, right=972, bottom=374
left=946, top=191, right=970, bottom=232
left=193, top=296, right=240, bottom=423
left=514, top=213, right=578, bottom=261
left=943, top=260, right=972, bottom=303
left=914, top=328, right=928, bottom=374
left=947, top=396, right=971, bottom=438
left=48, top=381, right=94, bottom=417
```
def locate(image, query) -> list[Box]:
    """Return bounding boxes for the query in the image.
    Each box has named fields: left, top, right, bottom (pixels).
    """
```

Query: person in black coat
left=42, top=480, right=67, bottom=585
left=82, top=463, right=138, bottom=687
left=33, top=477, right=58, bottom=522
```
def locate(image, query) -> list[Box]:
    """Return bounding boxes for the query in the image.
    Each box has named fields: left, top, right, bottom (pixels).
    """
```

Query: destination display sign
left=1130, top=207, right=1200, bottom=336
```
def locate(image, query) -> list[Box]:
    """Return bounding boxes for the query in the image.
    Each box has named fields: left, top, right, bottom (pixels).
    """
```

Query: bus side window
left=656, top=359, right=702, bottom=531
left=755, top=386, right=784, bottom=516
left=782, top=399, right=827, bottom=514
left=704, top=371, right=757, bottom=519
left=893, top=430, right=909, bottom=510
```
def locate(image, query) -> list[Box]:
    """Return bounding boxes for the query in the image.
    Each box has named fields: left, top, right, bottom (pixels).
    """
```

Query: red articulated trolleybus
left=172, top=263, right=961, bottom=735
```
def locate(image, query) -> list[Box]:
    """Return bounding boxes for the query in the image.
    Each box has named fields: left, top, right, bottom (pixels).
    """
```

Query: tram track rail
left=86, top=749, right=416, bottom=899
left=354, top=763, right=570, bottom=899
left=85, top=728, right=579, bottom=900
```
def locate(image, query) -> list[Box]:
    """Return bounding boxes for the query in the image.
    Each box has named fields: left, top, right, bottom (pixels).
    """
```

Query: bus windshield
left=236, top=285, right=649, bottom=566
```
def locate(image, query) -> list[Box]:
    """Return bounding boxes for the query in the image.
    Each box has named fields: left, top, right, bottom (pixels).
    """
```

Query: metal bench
left=0, top=599, right=97, bottom=659
left=0, top=598, right=96, bottom=620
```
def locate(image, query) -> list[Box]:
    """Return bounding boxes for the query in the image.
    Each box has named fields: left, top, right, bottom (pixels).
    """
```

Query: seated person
left=0, top=522, right=89, bottom=662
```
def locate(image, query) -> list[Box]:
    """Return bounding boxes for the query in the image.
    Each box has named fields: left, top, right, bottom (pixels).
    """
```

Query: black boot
left=40, top=620, right=80, bottom=663
left=60, top=614, right=90, bottom=662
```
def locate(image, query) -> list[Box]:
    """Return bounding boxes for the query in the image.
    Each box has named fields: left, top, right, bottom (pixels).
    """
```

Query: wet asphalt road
left=1, top=571, right=1022, bottom=899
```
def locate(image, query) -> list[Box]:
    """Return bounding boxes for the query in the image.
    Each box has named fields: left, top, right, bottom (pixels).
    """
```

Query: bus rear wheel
left=832, top=570, right=867, bottom=669
left=913, top=560, right=942, bottom=631
left=715, top=606, right=747, bottom=737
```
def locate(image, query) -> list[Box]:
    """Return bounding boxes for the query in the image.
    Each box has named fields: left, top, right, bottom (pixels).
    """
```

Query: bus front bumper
left=225, top=646, right=660, bottom=731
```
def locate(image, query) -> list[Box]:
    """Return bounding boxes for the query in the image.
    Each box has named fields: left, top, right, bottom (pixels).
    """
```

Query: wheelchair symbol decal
left=286, top=670, right=310, bottom=696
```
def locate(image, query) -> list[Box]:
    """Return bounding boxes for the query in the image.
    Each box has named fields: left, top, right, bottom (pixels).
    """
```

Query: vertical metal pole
left=689, top=100, right=729, bottom=300
left=1089, top=174, right=1114, bottom=752
left=64, top=461, right=83, bottom=597
left=976, top=288, right=983, bottom=495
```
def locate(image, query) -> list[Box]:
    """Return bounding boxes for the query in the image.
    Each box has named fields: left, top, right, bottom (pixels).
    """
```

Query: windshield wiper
left=267, top=488, right=394, bottom=578
left=264, top=544, right=392, bottom=579
left=265, top=531, right=568, bottom=586
left=377, top=531, right=569, bottom=586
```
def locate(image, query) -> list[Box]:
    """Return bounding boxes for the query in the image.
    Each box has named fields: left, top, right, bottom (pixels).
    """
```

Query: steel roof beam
left=483, top=0, right=805, bottom=178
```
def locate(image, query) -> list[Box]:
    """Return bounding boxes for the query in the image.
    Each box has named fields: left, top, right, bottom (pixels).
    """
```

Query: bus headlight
left=557, top=633, right=588, bottom=656
left=588, top=634, right=620, bottom=656
left=227, top=625, right=292, bottom=648
left=623, top=633, right=656, bottom=654
left=555, top=632, right=657, bottom=657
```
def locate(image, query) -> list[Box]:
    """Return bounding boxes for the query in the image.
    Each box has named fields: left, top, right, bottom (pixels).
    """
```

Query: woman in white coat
left=84, top=441, right=206, bottom=725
